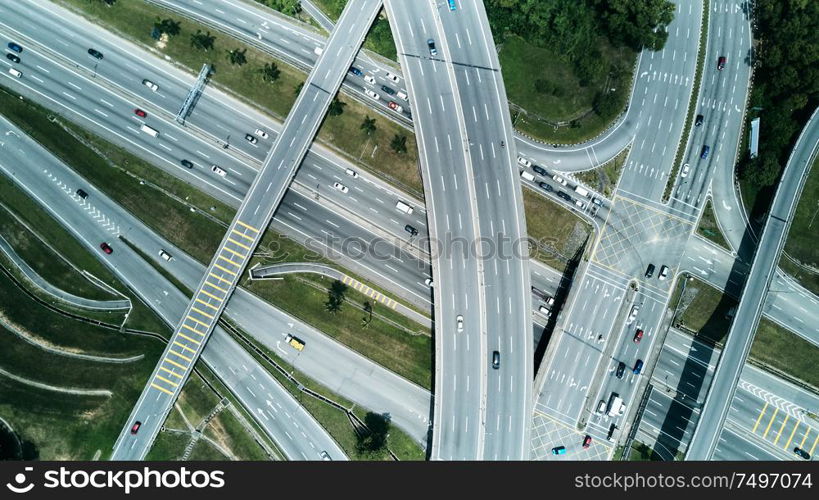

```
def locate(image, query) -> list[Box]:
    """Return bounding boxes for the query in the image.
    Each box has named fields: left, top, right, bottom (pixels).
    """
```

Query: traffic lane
left=714, top=427, right=782, bottom=461
left=204, top=329, right=347, bottom=460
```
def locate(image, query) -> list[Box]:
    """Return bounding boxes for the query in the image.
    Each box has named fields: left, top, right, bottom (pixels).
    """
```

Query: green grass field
left=522, top=189, right=592, bottom=272
left=674, top=278, right=737, bottom=347
left=500, top=36, right=635, bottom=144
left=751, top=318, right=819, bottom=390
left=781, top=156, right=819, bottom=295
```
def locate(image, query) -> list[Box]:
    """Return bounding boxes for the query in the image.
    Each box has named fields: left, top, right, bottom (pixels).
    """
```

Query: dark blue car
left=7, top=42, right=23, bottom=53
left=700, top=145, right=710, bottom=159
left=633, top=359, right=644, bottom=375
left=349, top=66, right=363, bottom=77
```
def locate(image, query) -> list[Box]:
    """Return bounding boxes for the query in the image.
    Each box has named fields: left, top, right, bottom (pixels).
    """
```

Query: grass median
left=523, top=188, right=592, bottom=272
left=696, top=199, right=731, bottom=251
left=780, top=155, right=819, bottom=296
left=574, top=146, right=629, bottom=198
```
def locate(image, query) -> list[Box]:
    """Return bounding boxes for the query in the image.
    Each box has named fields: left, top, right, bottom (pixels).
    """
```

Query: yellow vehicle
left=285, top=334, right=305, bottom=351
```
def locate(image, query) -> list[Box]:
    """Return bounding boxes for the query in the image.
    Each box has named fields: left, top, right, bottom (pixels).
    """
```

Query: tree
left=362, top=301, right=373, bottom=327
left=325, top=280, right=347, bottom=314
left=390, top=134, right=407, bottom=154
left=190, top=30, right=216, bottom=51
left=589, top=0, right=675, bottom=51
left=592, top=91, right=620, bottom=118
left=360, top=116, right=377, bottom=135
left=356, top=412, right=391, bottom=457
left=154, top=18, right=181, bottom=37
left=260, top=62, right=281, bottom=83
left=328, top=98, right=346, bottom=116
left=293, top=81, right=304, bottom=96
left=227, top=48, right=247, bottom=66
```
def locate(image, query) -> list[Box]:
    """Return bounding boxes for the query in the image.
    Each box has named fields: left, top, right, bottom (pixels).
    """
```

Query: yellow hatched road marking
left=191, top=307, right=214, bottom=319
left=203, top=281, right=227, bottom=293
left=182, top=324, right=204, bottom=336
left=213, top=263, right=237, bottom=276
left=774, top=415, right=790, bottom=444
left=227, top=237, right=252, bottom=250
left=151, top=383, right=173, bottom=395
left=200, top=289, right=224, bottom=302
left=159, top=366, right=183, bottom=378
left=751, top=402, right=768, bottom=433
left=236, top=220, right=259, bottom=233
left=342, top=276, right=352, bottom=284
left=209, top=272, right=232, bottom=285
left=155, top=375, right=179, bottom=387
left=762, top=408, right=779, bottom=438
left=231, top=228, right=254, bottom=241
left=218, top=254, right=242, bottom=267
left=222, top=246, right=247, bottom=259
left=810, top=433, right=819, bottom=456
left=178, top=333, right=201, bottom=345
left=173, top=341, right=197, bottom=354
left=784, top=421, right=801, bottom=450
left=164, top=357, right=187, bottom=370
left=186, top=315, right=210, bottom=328
left=800, top=428, right=811, bottom=448
left=195, top=297, right=218, bottom=310
left=169, top=349, right=192, bottom=363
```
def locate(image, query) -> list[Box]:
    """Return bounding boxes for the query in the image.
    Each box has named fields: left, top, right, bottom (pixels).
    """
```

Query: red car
left=100, top=242, right=113, bottom=254
left=717, top=56, right=726, bottom=70
left=134, top=108, right=147, bottom=118
left=582, top=435, right=592, bottom=448
left=130, top=421, right=141, bottom=434
left=633, top=329, right=644, bottom=343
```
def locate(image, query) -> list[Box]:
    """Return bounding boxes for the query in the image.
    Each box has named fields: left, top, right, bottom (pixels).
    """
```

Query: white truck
left=607, top=392, right=626, bottom=417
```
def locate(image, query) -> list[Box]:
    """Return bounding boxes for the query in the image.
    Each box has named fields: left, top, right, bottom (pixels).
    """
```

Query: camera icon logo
left=6, top=467, right=34, bottom=494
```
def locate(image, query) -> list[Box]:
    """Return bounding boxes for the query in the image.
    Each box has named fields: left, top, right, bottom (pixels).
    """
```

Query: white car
left=424, top=277, right=433, bottom=287
left=680, top=163, right=690, bottom=178
left=552, top=174, right=568, bottom=186
left=211, top=165, right=227, bottom=177
left=364, top=89, right=379, bottom=101
left=538, top=306, right=551, bottom=317
left=659, top=265, right=669, bottom=281
left=574, top=199, right=586, bottom=209
left=254, top=128, right=268, bottom=139
left=332, top=181, right=348, bottom=193
left=245, top=133, right=258, bottom=144
left=364, top=74, right=376, bottom=85
left=8, top=68, right=22, bottom=78
left=456, top=315, right=464, bottom=332
left=517, top=156, right=532, bottom=168
left=159, top=249, right=172, bottom=261
left=397, top=90, right=408, bottom=101
left=345, top=168, right=358, bottom=178
left=142, top=79, right=159, bottom=92
left=626, top=305, right=639, bottom=324
left=385, top=72, right=400, bottom=83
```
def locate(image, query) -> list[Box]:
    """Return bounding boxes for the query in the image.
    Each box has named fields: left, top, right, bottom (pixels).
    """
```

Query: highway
left=385, top=0, right=487, bottom=459
left=634, top=328, right=818, bottom=461
left=531, top=0, right=704, bottom=460
left=111, top=0, right=383, bottom=459
left=686, top=107, right=819, bottom=460
left=0, top=114, right=346, bottom=460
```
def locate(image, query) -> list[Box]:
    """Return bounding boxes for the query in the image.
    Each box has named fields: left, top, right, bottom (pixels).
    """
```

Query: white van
left=520, top=170, right=535, bottom=182
left=574, top=185, right=590, bottom=198
left=395, top=200, right=413, bottom=215
left=314, top=47, right=323, bottom=56
left=140, top=124, right=159, bottom=137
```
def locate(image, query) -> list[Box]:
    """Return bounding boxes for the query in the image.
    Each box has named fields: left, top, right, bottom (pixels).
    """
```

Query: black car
left=616, top=361, right=626, bottom=379
left=181, top=159, right=194, bottom=169
left=695, top=114, right=704, bottom=126
left=404, top=224, right=418, bottom=236
left=645, top=264, right=655, bottom=278
left=6, top=53, right=20, bottom=63
left=794, top=447, right=811, bottom=460
left=532, top=165, right=547, bottom=176
left=427, top=38, right=437, bottom=56
left=87, top=48, right=104, bottom=60
left=538, top=181, right=553, bottom=192
left=381, top=85, right=396, bottom=95
left=556, top=191, right=571, bottom=202
left=76, top=189, right=88, bottom=199
left=492, top=350, right=500, bottom=369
